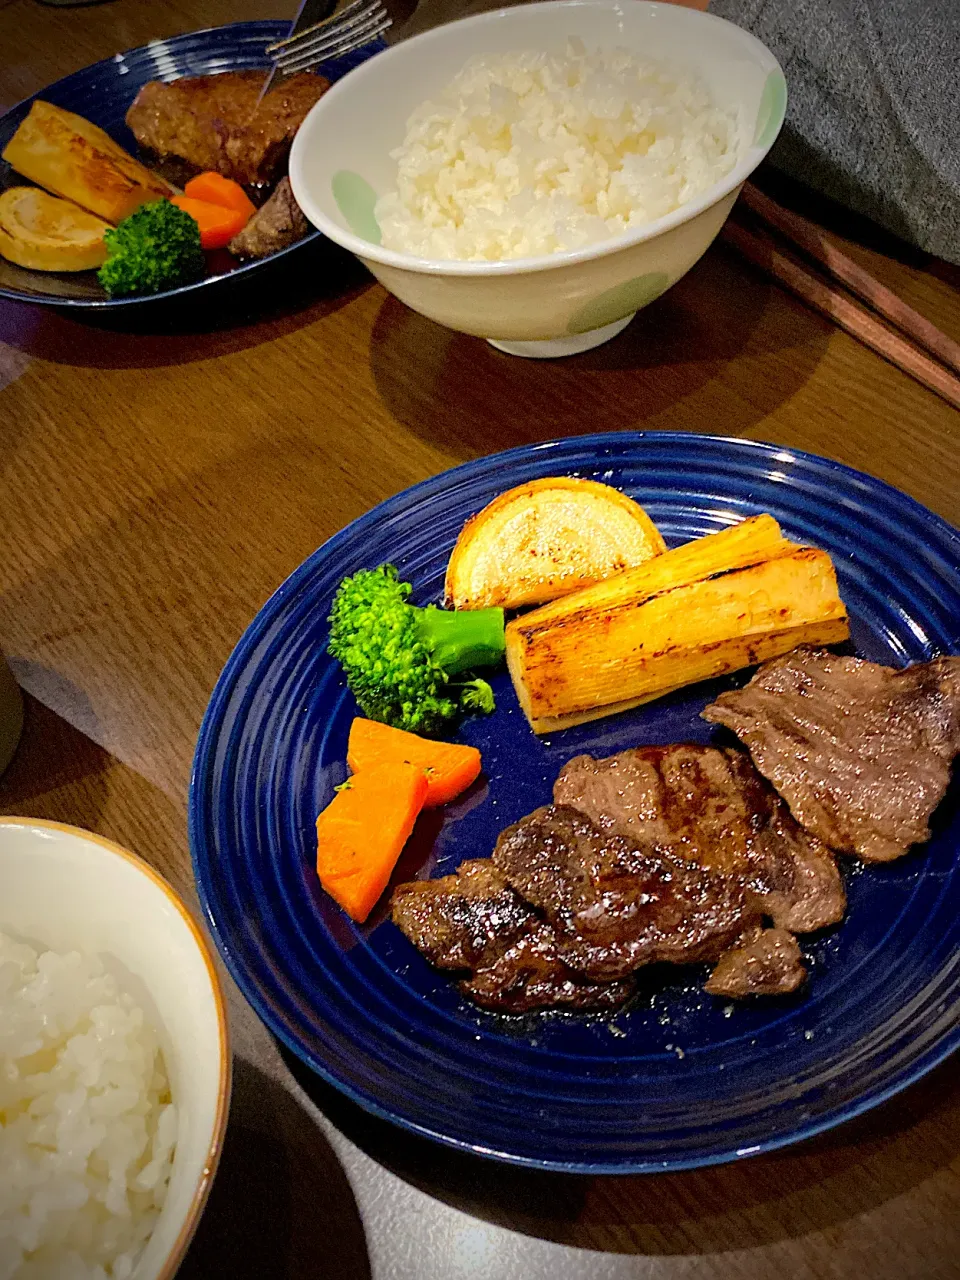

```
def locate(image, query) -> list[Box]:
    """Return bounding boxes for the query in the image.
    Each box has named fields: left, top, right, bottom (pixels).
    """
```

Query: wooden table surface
left=1, top=1, right=959, bottom=1276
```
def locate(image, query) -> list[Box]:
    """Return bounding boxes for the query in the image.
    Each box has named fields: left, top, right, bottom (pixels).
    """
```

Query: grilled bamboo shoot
left=2, top=101, right=173, bottom=226
left=505, top=515, right=849, bottom=733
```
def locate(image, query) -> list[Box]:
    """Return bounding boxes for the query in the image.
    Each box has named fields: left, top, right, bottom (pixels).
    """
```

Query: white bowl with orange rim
left=0, top=818, right=230, bottom=1280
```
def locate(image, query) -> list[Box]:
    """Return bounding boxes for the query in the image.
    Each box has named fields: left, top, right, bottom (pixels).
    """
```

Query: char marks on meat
left=392, top=649, right=960, bottom=1014
left=554, top=744, right=845, bottom=933
left=394, top=744, right=850, bottom=1008
left=228, top=176, right=309, bottom=259
left=125, top=71, right=330, bottom=189
left=391, top=859, right=633, bottom=1013
left=704, top=926, right=806, bottom=997
left=704, top=649, right=960, bottom=861
left=491, top=805, right=747, bottom=981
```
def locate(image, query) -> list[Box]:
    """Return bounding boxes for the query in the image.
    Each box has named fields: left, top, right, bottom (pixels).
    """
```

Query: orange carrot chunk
left=183, top=172, right=257, bottom=221
left=316, top=761, right=428, bottom=923
left=347, top=718, right=482, bottom=808
left=169, top=196, right=249, bottom=250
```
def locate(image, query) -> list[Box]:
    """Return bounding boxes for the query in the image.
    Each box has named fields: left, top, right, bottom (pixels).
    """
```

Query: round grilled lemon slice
left=0, top=186, right=110, bottom=272
left=445, top=476, right=668, bottom=611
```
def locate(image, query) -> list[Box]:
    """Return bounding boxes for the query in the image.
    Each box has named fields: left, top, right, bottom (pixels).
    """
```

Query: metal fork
left=266, top=0, right=392, bottom=74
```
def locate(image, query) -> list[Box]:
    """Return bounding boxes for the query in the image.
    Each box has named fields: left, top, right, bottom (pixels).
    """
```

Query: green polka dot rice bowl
left=289, top=0, right=786, bottom=357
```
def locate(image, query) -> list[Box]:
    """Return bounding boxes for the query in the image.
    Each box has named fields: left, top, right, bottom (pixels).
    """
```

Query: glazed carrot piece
left=316, top=762, right=428, bottom=922
left=183, top=172, right=257, bottom=221
left=347, top=718, right=482, bottom=808
left=169, top=196, right=248, bottom=249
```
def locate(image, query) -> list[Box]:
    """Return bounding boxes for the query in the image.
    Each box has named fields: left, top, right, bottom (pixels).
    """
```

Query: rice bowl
left=0, top=820, right=229, bottom=1280
left=290, top=0, right=787, bottom=355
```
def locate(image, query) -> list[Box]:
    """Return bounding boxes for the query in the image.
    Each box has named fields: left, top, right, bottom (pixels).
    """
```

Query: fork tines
left=267, top=0, right=391, bottom=71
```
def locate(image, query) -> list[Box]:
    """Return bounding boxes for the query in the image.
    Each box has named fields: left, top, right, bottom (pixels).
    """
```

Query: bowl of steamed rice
left=289, top=0, right=786, bottom=356
left=0, top=819, right=229, bottom=1280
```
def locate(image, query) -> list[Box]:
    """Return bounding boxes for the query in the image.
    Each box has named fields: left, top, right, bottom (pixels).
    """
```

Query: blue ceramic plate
left=0, top=22, right=384, bottom=308
left=190, top=433, right=960, bottom=1173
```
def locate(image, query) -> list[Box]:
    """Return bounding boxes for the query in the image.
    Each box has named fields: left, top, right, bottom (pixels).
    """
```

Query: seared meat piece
left=393, top=859, right=527, bottom=972
left=705, top=926, right=806, bottom=997
left=126, top=71, right=330, bottom=189
left=491, top=805, right=747, bottom=982
left=228, top=177, right=309, bottom=259
left=391, top=859, right=633, bottom=1013
left=461, top=927, right=633, bottom=1013
left=704, top=649, right=960, bottom=861
left=554, top=745, right=844, bottom=934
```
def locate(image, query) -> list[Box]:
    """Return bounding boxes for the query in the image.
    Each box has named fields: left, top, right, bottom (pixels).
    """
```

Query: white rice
left=375, top=40, right=742, bottom=261
left=0, top=931, right=177, bottom=1280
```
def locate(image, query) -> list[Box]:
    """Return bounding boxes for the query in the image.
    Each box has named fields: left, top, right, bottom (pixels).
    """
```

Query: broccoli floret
left=460, top=678, right=495, bottom=714
left=327, top=564, right=505, bottom=734
left=98, top=200, right=205, bottom=298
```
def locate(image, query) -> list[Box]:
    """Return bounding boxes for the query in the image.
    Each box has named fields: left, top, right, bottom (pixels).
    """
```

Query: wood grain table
left=1, top=1, right=959, bottom=1276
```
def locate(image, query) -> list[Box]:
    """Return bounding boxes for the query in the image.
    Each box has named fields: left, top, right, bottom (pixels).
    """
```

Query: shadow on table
left=929, top=257, right=960, bottom=294
left=282, top=1043, right=960, bottom=1257
left=0, top=690, right=106, bottom=821
left=367, top=241, right=833, bottom=459
left=179, top=1057, right=371, bottom=1280
left=0, top=238, right=372, bottom=372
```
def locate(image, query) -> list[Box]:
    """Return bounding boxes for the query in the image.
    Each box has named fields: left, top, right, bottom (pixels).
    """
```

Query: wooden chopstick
left=741, top=183, right=960, bottom=377
left=720, top=218, right=960, bottom=412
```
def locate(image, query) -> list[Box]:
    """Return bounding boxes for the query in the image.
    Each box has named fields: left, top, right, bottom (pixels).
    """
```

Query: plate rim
left=189, top=430, right=960, bottom=1173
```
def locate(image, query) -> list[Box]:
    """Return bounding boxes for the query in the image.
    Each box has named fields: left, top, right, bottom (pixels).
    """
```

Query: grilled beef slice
left=228, top=176, right=309, bottom=259
left=704, top=649, right=960, bottom=861
left=704, top=925, right=806, bottom=997
left=491, top=805, right=748, bottom=982
left=391, top=859, right=633, bottom=1013
left=554, top=744, right=845, bottom=934
left=126, top=71, right=330, bottom=189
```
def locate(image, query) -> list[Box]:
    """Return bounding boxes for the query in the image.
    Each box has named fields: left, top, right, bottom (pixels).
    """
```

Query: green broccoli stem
left=415, top=606, right=505, bottom=675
